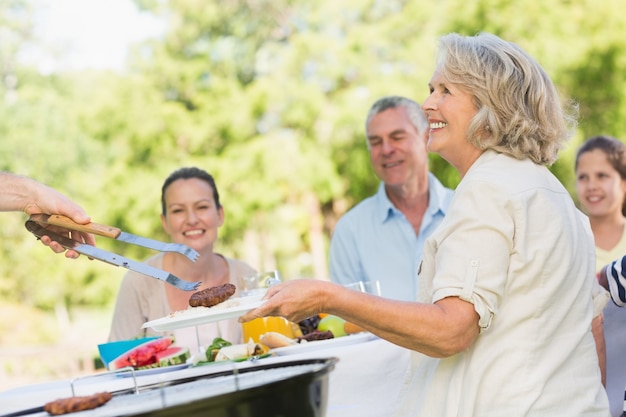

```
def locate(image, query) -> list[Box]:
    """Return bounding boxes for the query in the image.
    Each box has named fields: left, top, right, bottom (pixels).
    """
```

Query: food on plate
left=344, top=321, right=366, bottom=334
left=204, top=337, right=233, bottom=362
left=43, top=392, right=112, bottom=415
left=198, top=337, right=267, bottom=363
left=215, top=339, right=267, bottom=361
left=154, top=346, right=190, bottom=366
left=108, top=336, right=189, bottom=370
left=297, top=330, right=334, bottom=342
left=189, top=282, right=237, bottom=307
left=260, top=331, right=298, bottom=348
left=291, top=314, right=366, bottom=345
left=289, top=320, right=304, bottom=338
left=298, top=315, right=321, bottom=335
left=317, top=315, right=347, bottom=337
left=185, top=337, right=230, bottom=365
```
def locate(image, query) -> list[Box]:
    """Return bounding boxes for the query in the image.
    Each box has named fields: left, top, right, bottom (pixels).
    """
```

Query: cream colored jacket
left=395, top=151, right=609, bottom=417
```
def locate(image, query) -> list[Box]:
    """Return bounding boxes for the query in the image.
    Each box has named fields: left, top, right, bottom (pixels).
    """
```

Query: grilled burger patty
left=44, top=392, right=112, bottom=415
left=189, top=283, right=237, bottom=307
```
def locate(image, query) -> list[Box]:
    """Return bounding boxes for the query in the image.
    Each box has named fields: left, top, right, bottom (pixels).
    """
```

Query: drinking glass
left=238, top=270, right=281, bottom=297
left=344, top=280, right=382, bottom=296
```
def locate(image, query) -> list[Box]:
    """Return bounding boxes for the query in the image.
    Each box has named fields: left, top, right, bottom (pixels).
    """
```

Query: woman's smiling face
left=576, top=148, right=626, bottom=219
left=161, top=177, right=224, bottom=251
left=422, top=69, right=482, bottom=176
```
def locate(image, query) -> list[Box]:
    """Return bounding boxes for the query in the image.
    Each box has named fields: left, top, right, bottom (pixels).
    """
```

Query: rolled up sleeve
left=428, top=180, right=514, bottom=333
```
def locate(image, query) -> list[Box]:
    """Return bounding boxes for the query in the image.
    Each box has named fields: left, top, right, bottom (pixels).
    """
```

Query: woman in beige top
left=108, top=167, right=256, bottom=352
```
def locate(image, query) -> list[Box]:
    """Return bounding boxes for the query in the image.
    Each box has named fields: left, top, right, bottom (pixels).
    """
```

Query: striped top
left=605, top=256, right=626, bottom=307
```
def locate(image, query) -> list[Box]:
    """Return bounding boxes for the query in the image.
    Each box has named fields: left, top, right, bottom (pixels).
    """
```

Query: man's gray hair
left=365, top=96, right=429, bottom=136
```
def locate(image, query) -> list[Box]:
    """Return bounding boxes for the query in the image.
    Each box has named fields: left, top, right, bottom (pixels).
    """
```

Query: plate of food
left=270, top=332, right=377, bottom=356
left=143, top=284, right=266, bottom=331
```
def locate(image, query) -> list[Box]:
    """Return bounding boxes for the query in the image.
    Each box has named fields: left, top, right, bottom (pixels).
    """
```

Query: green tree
left=3, top=0, right=626, bottom=312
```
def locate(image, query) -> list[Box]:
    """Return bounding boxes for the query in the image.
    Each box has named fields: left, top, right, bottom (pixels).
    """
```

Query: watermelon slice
left=107, top=336, right=175, bottom=370
left=156, top=346, right=190, bottom=367
left=98, top=337, right=161, bottom=369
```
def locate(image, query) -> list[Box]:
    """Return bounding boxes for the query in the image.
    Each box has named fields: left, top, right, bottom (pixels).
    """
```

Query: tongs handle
left=30, top=214, right=200, bottom=262
left=30, top=214, right=121, bottom=238
left=24, top=217, right=201, bottom=291
left=25, top=219, right=79, bottom=250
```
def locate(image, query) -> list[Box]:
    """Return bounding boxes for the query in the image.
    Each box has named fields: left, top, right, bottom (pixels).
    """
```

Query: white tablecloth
left=285, top=336, right=409, bottom=417
left=0, top=335, right=410, bottom=417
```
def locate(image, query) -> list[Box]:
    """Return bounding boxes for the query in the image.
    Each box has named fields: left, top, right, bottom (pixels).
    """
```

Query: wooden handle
left=46, top=214, right=121, bottom=238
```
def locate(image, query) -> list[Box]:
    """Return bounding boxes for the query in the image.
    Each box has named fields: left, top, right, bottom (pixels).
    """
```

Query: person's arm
left=240, top=279, right=480, bottom=357
left=590, top=277, right=609, bottom=386
left=242, top=181, right=511, bottom=358
left=597, top=265, right=609, bottom=292
left=0, top=172, right=95, bottom=257
left=591, top=313, right=606, bottom=386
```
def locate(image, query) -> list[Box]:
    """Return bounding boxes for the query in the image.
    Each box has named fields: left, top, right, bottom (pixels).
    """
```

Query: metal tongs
left=25, top=214, right=201, bottom=291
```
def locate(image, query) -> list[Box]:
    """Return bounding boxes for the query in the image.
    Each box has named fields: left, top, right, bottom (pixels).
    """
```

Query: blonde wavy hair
left=436, top=32, right=578, bottom=165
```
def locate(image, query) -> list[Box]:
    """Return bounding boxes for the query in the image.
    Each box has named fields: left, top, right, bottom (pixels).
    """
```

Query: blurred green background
left=1, top=0, right=625, bottom=387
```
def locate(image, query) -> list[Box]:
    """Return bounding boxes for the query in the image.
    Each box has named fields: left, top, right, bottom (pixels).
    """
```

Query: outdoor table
left=0, top=335, right=410, bottom=417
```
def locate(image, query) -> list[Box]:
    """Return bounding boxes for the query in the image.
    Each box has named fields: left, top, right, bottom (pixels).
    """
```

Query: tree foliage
left=1, top=0, right=626, bottom=321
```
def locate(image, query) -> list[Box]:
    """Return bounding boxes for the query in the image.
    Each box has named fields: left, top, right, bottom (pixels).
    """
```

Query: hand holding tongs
left=25, top=214, right=201, bottom=291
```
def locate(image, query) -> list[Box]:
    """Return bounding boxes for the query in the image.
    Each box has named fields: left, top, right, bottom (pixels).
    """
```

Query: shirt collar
left=375, top=173, right=452, bottom=223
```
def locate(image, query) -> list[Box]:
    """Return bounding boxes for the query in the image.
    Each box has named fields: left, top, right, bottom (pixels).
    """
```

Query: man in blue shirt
left=329, top=96, right=454, bottom=301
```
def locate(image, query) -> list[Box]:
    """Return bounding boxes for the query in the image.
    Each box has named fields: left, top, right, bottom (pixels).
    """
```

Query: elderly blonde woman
left=241, top=32, right=609, bottom=416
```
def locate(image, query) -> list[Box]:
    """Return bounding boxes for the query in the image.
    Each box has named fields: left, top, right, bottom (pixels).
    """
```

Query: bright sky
left=23, top=0, right=165, bottom=73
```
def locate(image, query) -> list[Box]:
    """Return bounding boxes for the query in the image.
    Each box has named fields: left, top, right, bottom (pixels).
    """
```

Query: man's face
left=366, top=107, right=428, bottom=188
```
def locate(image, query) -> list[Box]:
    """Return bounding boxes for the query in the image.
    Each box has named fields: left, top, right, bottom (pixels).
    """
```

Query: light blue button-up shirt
left=329, top=173, right=454, bottom=301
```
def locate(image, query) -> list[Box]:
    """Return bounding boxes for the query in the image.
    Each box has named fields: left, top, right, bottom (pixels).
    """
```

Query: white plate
left=142, top=294, right=266, bottom=331
left=271, top=332, right=377, bottom=356
left=113, top=363, right=189, bottom=378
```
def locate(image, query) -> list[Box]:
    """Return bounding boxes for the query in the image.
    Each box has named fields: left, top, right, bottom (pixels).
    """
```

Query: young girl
left=576, top=135, right=626, bottom=416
